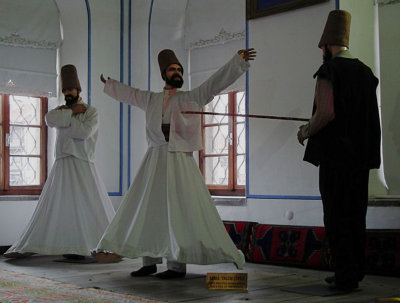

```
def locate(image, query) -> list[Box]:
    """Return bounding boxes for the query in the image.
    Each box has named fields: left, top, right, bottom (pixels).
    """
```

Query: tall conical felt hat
left=158, top=49, right=183, bottom=79
left=318, top=10, right=351, bottom=48
left=61, top=64, right=81, bottom=92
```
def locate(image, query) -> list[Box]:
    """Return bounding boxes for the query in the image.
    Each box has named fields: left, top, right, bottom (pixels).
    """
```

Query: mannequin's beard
left=323, top=47, right=333, bottom=63
left=65, top=94, right=79, bottom=107
left=166, top=74, right=183, bottom=88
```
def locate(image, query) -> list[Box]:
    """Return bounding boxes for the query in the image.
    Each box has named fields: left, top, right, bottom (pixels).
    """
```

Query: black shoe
left=3, top=252, right=35, bottom=259
left=155, top=270, right=186, bottom=279
left=62, top=254, right=85, bottom=260
left=325, top=275, right=335, bottom=284
left=130, top=265, right=157, bottom=277
left=325, top=275, right=362, bottom=284
left=329, top=281, right=359, bottom=292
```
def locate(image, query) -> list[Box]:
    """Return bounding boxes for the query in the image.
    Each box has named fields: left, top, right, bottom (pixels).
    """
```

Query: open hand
left=238, top=48, right=256, bottom=61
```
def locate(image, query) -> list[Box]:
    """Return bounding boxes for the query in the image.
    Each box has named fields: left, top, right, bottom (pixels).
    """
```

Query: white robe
left=96, top=54, right=249, bottom=268
left=5, top=101, right=115, bottom=257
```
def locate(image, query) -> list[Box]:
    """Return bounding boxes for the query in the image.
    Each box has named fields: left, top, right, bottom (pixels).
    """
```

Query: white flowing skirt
left=97, top=144, right=245, bottom=269
left=5, top=156, right=116, bottom=256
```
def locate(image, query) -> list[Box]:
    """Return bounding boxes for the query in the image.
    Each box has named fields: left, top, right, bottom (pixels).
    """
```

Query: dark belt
left=161, top=124, right=170, bottom=142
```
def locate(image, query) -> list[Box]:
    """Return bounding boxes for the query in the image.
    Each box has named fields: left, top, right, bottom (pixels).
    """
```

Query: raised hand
left=100, top=74, right=107, bottom=84
left=238, top=48, right=257, bottom=61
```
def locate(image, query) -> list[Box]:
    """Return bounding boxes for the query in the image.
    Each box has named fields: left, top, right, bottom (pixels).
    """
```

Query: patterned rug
left=223, top=221, right=400, bottom=277
left=223, top=221, right=258, bottom=259
left=246, top=224, right=330, bottom=269
left=0, top=269, right=163, bottom=303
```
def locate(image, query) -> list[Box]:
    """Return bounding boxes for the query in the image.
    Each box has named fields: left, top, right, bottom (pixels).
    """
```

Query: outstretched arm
left=100, top=74, right=151, bottom=111
left=190, top=48, right=256, bottom=106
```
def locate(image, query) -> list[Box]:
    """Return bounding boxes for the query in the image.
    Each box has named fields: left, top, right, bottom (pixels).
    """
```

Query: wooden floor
left=1, top=255, right=399, bottom=302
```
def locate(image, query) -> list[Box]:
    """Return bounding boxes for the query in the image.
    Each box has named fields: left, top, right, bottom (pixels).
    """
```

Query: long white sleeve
left=66, top=107, right=99, bottom=140
left=189, top=53, right=250, bottom=107
left=45, top=108, right=73, bottom=128
left=104, top=79, right=152, bottom=111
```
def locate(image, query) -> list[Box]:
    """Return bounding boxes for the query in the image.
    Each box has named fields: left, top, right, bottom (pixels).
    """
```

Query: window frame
left=1, top=94, right=48, bottom=195
left=199, top=91, right=245, bottom=196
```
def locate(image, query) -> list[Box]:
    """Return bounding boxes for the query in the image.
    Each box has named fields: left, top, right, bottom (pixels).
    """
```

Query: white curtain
left=0, top=0, right=61, bottom=97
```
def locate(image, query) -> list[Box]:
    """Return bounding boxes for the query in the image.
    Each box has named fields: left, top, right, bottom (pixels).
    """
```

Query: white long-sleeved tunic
left=97, top=53, right=250, bottom=268
left=104, top=53, right=249, bottom=151
left=45, top=100, right=98, bottom=162
left=5, top=100, right=115, bottom=257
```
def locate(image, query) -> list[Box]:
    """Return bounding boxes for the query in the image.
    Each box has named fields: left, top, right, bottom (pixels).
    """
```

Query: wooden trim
left=200, top=91, right=246, bottom=196
left=0, top=95, right=48, bottom=195
left=203, top=153, right=229, bottom=158
left=203, top=122, right=229, bottom=127
left=3, top=95, right=10, bottom=191
left=1, top=188, right=43, bottom=195
left=40, top=97, right=48, bottom=187
left=228, top=91, right=235, bottom=190
left=232, top=92, right=239, bottom=191
left=200, top=113, right=205, bottom=175
left=209, top=188, right=245, bottom=197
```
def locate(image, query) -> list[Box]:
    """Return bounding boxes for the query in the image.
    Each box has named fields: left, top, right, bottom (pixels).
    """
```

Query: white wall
left=227, top=1, right=335, bottom=227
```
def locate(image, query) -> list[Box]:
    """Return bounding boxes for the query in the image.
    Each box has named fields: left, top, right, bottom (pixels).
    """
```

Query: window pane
left=9, top=156, right=40, bottom=186
left=236, top=122, right=246, bottom=154
left=10, top=126, right=41, bottom=155
left=205, top=156, right=229, bottom=185
left=236, top=91, right=246, bottom=122
left=204, top=94, right=229, bottom=124
left=204, top=125, right=229, bottom=154
left=237, top=155, right=246, bottom=186
left=10, top=95, right=41, bottom=125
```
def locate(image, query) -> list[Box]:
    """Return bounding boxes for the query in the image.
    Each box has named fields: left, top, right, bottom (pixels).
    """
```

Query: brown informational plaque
left=206, top=273, right=248, bottom=290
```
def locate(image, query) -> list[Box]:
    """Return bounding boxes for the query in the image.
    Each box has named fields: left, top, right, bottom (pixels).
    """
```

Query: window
left=200, top=91, right=246, bottom=196
left=0, top=94, right=48, bottom=195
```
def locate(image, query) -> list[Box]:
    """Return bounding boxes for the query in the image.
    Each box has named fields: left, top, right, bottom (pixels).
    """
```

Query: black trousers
left=319, top=162, right=369, bottom=286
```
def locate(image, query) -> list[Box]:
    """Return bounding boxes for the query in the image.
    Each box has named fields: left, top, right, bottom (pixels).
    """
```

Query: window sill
left=0, top=195, right=39, bottom=202
left=212, top=196, right=246, bottom=206
left=210, top=196, right=400, bottom=207
left=368, top=197, right=400, bottom=207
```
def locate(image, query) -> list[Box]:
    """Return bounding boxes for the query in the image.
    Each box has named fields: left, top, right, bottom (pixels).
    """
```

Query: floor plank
left=1, top=255, right=399, bottom=302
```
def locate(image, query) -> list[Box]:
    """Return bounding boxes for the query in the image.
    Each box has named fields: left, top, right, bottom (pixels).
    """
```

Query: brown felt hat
left=61, top=64, right=81, bottom=92
left=318, top=10, right=351, bottom=48
left=158, top=49, right=183, bottom=79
